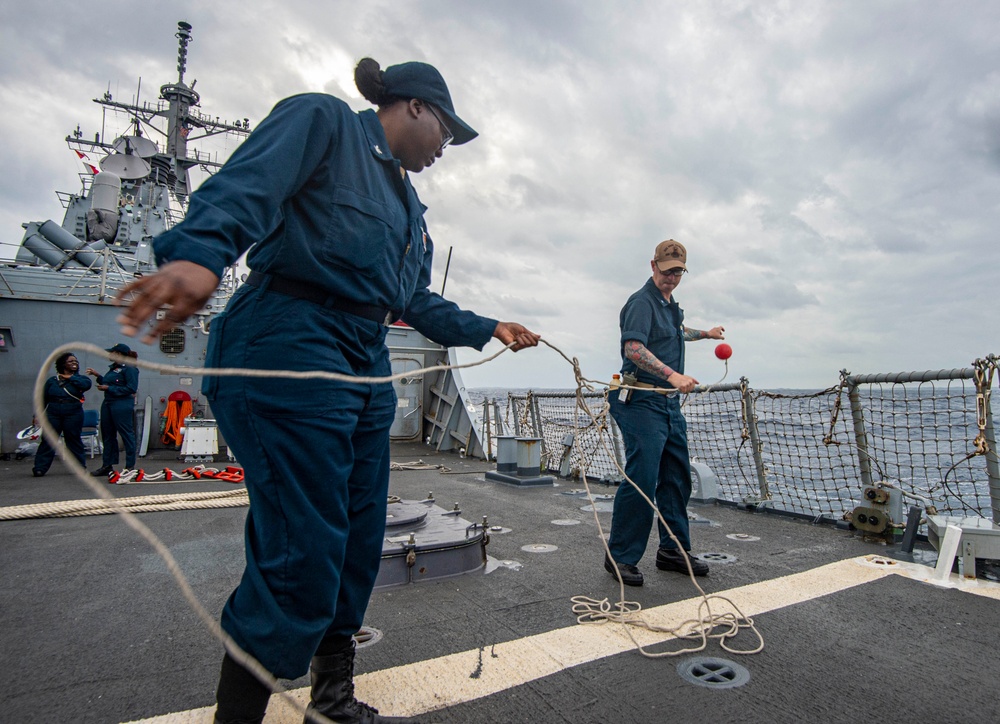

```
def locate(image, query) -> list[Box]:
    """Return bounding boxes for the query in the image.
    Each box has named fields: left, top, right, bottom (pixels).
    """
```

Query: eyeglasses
left=425, top=104, right=454, bottom=151
left=661, top=268, right=686, bottom=278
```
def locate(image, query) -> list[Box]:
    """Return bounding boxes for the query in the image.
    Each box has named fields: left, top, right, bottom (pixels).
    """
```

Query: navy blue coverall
left=608, top=278, right=694, bottom=565
left=154, top=94, right=497, bottom=679
left=95, top=364, right=139, bottom=469
left=33, top=373, right=92, bottom=474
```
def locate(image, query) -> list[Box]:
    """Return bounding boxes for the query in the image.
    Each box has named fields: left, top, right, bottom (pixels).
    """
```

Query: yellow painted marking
left=126, top=555, right=1000, bottom=723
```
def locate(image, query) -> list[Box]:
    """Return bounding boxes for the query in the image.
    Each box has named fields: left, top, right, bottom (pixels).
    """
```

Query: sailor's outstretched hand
left=493, top=322, right=541, bottom=352
left=115, top=261, right=221, bottom=343
left=667, top=371, right=699, bottom=394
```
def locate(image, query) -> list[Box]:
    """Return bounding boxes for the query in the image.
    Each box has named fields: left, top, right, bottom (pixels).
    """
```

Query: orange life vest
left=161, top=390, right=193, bottom=446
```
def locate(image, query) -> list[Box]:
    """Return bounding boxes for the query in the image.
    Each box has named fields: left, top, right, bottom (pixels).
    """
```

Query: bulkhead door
left=390, top=356, right=423, bottom=441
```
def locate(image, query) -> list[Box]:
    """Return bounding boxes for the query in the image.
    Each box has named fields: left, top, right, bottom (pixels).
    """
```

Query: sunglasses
left=425, top=104, right=454, bottom=151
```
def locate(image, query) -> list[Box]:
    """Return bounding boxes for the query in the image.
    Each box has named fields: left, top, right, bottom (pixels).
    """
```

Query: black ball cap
left=383, top=61, right=478, bottom=145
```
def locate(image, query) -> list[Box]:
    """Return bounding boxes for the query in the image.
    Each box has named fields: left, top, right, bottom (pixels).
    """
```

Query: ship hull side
left=0, top=296, right=210, bottom=454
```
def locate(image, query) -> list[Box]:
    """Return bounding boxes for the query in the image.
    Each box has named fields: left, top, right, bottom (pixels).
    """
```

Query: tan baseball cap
left=654, top=239, right=687, bottom=271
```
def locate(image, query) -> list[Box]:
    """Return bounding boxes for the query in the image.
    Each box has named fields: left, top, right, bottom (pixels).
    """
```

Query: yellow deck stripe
left=127, top=555, right=1000, bottom=723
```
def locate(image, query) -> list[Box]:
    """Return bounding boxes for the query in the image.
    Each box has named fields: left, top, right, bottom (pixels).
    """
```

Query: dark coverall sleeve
left=154, top=96, right=337, bottom=276
left=67, top=374, right=93, bottom=395
left=402, top=231, right=497, bottom=350
left=620, top=297, right=653, bottom=348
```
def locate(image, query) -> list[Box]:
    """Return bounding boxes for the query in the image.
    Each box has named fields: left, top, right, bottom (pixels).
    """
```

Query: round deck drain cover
left=581, top=502, right=615, bottom=513
left=677, top=657, right=750, bottom=689
left=521, top=543, right=558, bottom=553
left=551, top=519, right=581, bottom=526
left=489, top=526, right=512, bottom=535
left=726, top=533, right=760, bottom=542
left=697, top=552, right=736, bottom=564
left=353, top=626, right=383, bottom=650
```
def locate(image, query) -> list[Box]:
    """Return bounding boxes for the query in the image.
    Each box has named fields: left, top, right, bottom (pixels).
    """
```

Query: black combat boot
left=305, top=642, right=415, bottom=723
left=656, top=547, right=709, bottom=576
left=604, top=553, right=644, bottom=586
left=213, top=653, right=271, bottom=724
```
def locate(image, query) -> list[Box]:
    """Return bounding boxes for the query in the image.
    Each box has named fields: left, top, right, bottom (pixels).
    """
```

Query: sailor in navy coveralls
left=32, top=352, right=92, bottom=476
left=117, top=58, right=539, bottom=723
left=605, top=240, right=725, bottom=588
left=86, top=342, right=139, bottom=477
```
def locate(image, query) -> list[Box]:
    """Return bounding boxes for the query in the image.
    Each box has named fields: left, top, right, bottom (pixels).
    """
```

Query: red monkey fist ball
left=715, top=343, right=733, bottom=361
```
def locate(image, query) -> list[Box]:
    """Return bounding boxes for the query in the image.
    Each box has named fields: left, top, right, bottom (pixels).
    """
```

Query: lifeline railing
left=477, top=355, right=1000, bottom=523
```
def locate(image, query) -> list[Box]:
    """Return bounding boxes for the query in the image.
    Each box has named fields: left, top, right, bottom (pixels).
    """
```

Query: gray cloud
left=3, top=1, right=999, bottom=389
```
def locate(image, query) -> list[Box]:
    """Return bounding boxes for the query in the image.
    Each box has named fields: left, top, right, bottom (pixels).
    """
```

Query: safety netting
left=471, top=356, right=1000, bottom=522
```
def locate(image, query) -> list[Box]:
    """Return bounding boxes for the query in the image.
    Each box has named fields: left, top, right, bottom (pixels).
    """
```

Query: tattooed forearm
left=623, top=340, right=674, bottom=381
left=683, top=327, right=707, bottom=342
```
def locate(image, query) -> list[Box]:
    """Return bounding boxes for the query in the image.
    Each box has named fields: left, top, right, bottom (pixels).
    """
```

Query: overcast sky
left=2, top=1, right=998, bottom=390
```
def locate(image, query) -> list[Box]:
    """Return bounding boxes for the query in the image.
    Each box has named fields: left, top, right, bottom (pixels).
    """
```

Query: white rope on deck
left=0, top=489, right=249, bottom=520
left=389, top=460, right=451, bottom=472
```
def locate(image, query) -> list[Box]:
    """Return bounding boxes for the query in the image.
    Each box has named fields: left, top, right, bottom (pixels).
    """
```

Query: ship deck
left=3, top=442, right=999, bottom=723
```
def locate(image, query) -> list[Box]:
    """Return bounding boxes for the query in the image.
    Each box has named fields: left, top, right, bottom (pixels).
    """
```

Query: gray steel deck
left=2, top=442, right=998, bottom=723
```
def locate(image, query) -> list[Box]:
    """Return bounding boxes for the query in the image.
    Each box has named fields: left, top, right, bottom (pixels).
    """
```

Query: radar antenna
left=176, top=21, right=193, bottom=85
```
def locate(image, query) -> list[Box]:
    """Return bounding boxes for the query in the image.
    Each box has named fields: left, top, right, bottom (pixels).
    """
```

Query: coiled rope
left=0, top=489, right=248, bottom=520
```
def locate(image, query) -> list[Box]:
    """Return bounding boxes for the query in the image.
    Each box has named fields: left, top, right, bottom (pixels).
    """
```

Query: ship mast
left=161, top=21, right=199, bottom=164
left=65, top=21, right=251, bottom=203
left=154, top=20, right=252, bottom=199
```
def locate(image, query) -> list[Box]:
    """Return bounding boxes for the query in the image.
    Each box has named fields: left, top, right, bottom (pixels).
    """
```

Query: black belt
left=246, top=271, right=395, bottom=325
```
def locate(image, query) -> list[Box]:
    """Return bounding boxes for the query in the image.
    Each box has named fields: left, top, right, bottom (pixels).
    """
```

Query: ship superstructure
left=0, top=21, right=250, bottom=453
